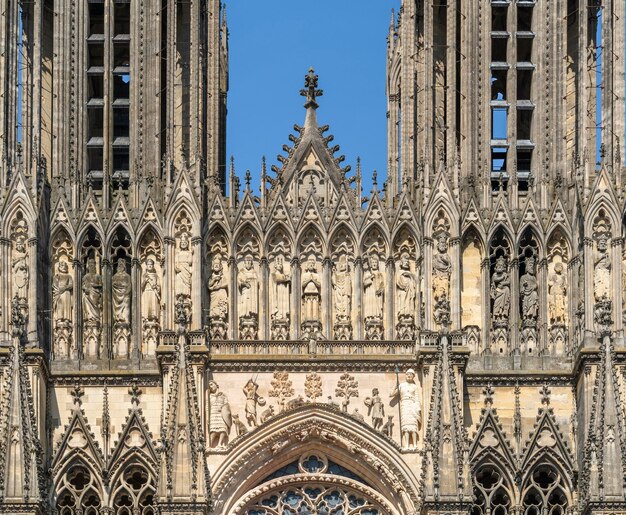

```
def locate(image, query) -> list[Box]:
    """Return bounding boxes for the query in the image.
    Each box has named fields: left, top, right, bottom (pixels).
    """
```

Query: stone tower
left=0, top=1, right=625, bottom=514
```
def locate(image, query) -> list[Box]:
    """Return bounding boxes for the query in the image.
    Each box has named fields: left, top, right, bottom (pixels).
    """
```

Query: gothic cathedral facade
left=0, top=0, right=625, bottom=513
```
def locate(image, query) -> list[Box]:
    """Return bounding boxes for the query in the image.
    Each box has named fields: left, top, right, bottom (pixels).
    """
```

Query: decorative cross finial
left=129, top=381, right=142, bottom=407
left=245, top=170, right=252, bottom=191
left=300, top=68, right=323, bottom=110
left=539, top=384, right=551, bottom=406
left=483, top=383, right=495, bottom=407
left=71, top=384, right=85, bottom=408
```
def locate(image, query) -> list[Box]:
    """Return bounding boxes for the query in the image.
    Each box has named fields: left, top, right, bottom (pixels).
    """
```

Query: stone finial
left=539, top=384, right=551, bottom=406
left=483, top=383, right=495, bottom=407
left=71, top=384, right=85, bottom=408
left=129, top=381, right=142, bottom=407
left=300, top=68, right=323, bottom=110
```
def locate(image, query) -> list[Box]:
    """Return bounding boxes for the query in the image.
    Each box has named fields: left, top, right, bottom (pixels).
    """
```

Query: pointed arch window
left=111, top=463, right=156, bottom=515
left=521, top=464, right=569, bottom=515
left=55, top=463, right=102, bottom=515
left=471, top=464, right=513, bottom=515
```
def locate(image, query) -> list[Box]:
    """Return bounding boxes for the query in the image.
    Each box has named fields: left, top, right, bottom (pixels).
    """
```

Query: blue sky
left=225, top=1, right=400, bottom=196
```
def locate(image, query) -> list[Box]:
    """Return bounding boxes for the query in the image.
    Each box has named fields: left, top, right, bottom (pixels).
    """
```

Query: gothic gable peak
left=235, top=190, right=262, bottom=228
left=392, top=193, right=419, bottom=231
left=586, top=166, right=619, bottom=213
left=266, top=69, right=354, bottom=207
left=470, top=406, right=517, bottom=471
left=362, top=192, right=389, bottom=231
left=77, top=194, right=105, bottom=233
left=330, top=192, right=358, bottom=229
left=518, top=196, right=543, bottom=234
left=546, top=197, right=572, bottom=234
left=521, top=397, right=574, bottom=477
left=488, top=197, right=514, bottom=235
left=461, top=197, right=485, bottom=234
left=164, top=168, right=201, bottom=219
left=138, top=197, right=163, bottom=231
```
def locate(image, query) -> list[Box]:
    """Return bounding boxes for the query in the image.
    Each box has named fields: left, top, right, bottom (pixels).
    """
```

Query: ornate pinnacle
left=300, top=67, right=323, bottom=110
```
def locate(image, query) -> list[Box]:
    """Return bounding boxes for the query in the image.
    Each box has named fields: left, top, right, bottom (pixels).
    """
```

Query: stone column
left=450, top=236, right=461, bottom=331
left=510, top=258, right=520, bottom=360
left=291, top=258, right=301, bottom=339
left=191, top=237, right=202, bottom=330
left=538, top=258, right=548, bottom=355
left=164, top=237, right=175, bottom=330
left=260, top=257, right=269, bottom=340
left=27, top=237, right=38, bottom=343
left=0, top=237, right=10, bottom=341
left=73, top=259, right=83, bottom=360
left=323, top=257, right=331, bottom=337
left=131, top=257, right=141, bottom=361
left=229, top=256, right=237, bottom=340
left=611, top=237, right=623, bottom=336
left=481, top=258, right=491, bottom=355
left=423, top=238, right=433, bottom=330
left=355, top=257, right=363, bottom=340
left=583, top=237, right=594, bottom=338
left=385, top=257, right=395, bottom=340
left=101, top=258, right=112, bottom=360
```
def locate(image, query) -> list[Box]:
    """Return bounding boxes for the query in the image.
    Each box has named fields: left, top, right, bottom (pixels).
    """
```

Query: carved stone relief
left=332, top=254, right=353, bottom=340
left=112, top=258, right=132, bottom=358
left=208, top=253, right=229, bottom=339
left=390, top=368, right=421, bottom=449
left=363, top=253, right=385, bottom=340
left=209, top=380, right=232, bottom=448
left=520, top=252, right=539, bottom=354
left=547, top=233, right=568, bottom=355
left=140, top=231, right=162, bottom=357
left=301, top=255, right=322, bottom=337
left=243, top=378, right=266, bottom=427
left=395, top=240, right=418, bottom=339
left=82, top=257, right=103, bottom=358
left=10, top=212, right=29, bottom=323
left=238, top=255, right=259, bottom=340
left=489, top=231, right=511, bottom=354
left=364, top=388, right=385, bottom=431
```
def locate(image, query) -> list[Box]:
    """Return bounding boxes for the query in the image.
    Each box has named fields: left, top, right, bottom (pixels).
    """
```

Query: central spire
left=300, top=67, right=323, bottom=110
left=300, top=68, right=323, bottom=131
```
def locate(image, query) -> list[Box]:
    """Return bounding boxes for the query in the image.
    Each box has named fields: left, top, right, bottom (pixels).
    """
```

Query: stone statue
left=208, top=380, right=232, bottom=448
left=243, top=378, right=266, bottom=427
left=548, top=261, right=567, bottom=324
left=520, top=256, right=539, bottom=321
left=141, top=258, right=161, bottom=322
left=594, top=235, right=611, bottom=302
left=381, top=415, right=394, bottom=438
left=332, top=254, right=352, bottom=321
left=301, top=255, right=321, bottom=322
left=271, top=254, right=291, bottom=321
left=390, top=369, right=421, bottom=449
left=490, top=256, right=510, bottom=322
left=232, top=414, right=248, bottom=437
left=112, top=259, right=131, bottom=324
left=208, top=254, right=229, bottom=321
left=52, top=261, right=73, bottom=323
left=363, top=254, right=385, bottom=320
left=364, top=388, right=385, bottom=431
left=396, top=252, right=417, bottom=318
left=12, top=240, right=29, bottom=301
left=82, top=258, right=103, bottom=323
left=175, top=233, right=193, bottom=299
left=238, top=255, right=258, bottom=318
left=432, top=233, right=451, bottom=301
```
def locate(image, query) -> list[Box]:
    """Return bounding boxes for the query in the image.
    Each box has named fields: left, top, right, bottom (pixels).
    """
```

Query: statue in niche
left=208, top=254, right=228, bottom=320
left=238, top=255, right=258, bottom=318
left=301, top=255, right=321, bottom=322
left=390, top=369, right=421, bottom=449
left=53, top=260, right=73, bottom=324
left=271, top=254, right=291, bottom=321
left=53, top=260, right=74, bottom=359
left=548, top=262, right=567, bottom=325
left=520, top=255, right=539, bottom=322
left=363, top=254, right=385, bottom=320
left=141, top=258, right=161, bottom=322
left=432, top=233, right=451, bottom=302
left=271, top=254, right=291, bottom=339
left=396, top=252, right=417, bottom=318
left=82, top=258, right=103, bottom=323
left=243, top=378, right=266, bottom=427
left=364, top=388, right=385, bottom=431
left=208, top=381, right=232, bottom=448
left=175, top=233, right=193, bottom=299
left=12, top=240, right=29, bottom=302
left=490, top=256, right=510, bottom=323
left=594, top=234, right=611, bottom=302
left=332, top=254, right=352, bottom=321
left=112, top=259, right=132, bottom=325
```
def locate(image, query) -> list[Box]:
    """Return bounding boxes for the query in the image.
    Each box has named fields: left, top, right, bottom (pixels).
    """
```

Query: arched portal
left=212, top=405, right=419, bottom=514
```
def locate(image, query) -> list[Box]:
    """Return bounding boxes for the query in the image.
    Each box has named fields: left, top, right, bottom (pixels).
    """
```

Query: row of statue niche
left=489, top=254, right=569, bottom=326
left=206, top=250, right=419, bottom=339
left=52, top=256, right=162, bottom=358
left=208, top=369, right=421, bottom=450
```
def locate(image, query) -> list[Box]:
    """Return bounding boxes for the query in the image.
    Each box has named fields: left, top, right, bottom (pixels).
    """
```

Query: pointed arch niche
left=461, top=228, right=484, bottom=354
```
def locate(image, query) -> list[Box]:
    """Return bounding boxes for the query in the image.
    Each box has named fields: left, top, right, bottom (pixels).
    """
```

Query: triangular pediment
left=470, top=408, right=517, bottom=470
left=108, top=409, right=158, bottom=480
left=52, top=408, right=105, bottom=474
left=521, top=408, right=574, bottom=473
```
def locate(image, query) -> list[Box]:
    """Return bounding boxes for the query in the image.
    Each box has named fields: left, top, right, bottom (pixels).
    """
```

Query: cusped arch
left=166, top=202, right=201, bottom=238
left=585, top=200, right=619, bottom=239
left=470, top=456, right=518, bottom=515
left=53, top=457, right=105, bottom=514
left=425, top=202, right=459, bottom=239
left=487, top=223, right=515, bottom=251
left=516, top=224, right=545, bottom=257
left=77, top=223, right=105, bottom=256
left=297, top=223, right=326, bottom=258
left=212, top=405, right=419, bottom=515
left=233, top=222, right=262, bottom=258
left=391, top=222, right=421, bottom=255
left=264, top=221, right=295, bottom=256
left=359, top=222, right=390, bottom=259
left=2, top=198, right=36, bottom=236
